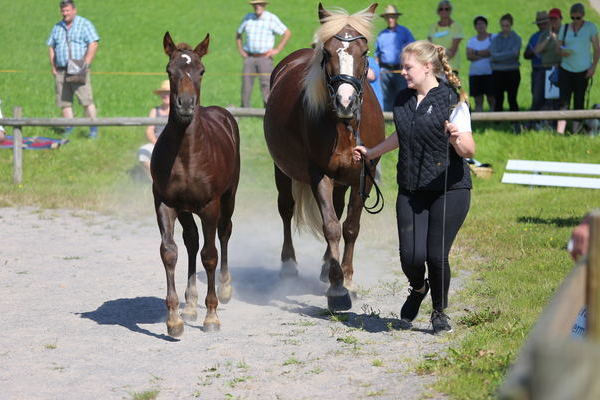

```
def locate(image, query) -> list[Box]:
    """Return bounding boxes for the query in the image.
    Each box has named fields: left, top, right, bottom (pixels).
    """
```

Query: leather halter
left=321, top=34, right=369, bottom=101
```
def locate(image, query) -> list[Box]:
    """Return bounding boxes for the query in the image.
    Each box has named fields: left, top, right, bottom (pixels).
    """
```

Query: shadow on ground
left=77, top=296, right=178, bottom=342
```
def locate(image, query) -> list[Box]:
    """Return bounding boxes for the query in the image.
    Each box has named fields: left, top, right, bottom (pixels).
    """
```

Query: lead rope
left=350, top=121, right=385, bottom=215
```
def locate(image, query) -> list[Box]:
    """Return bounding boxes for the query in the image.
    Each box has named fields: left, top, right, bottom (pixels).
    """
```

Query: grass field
left=1, top=1, right=599, bottom=399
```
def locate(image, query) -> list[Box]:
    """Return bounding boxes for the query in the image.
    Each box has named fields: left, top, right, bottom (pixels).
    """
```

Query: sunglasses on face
left=438, top=7, right=451, bottom=11
left=571, top=16, right=582, bottom=20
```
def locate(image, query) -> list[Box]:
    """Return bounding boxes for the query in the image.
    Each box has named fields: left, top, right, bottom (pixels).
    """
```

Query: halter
left=321, top=34, right=369, bottom=103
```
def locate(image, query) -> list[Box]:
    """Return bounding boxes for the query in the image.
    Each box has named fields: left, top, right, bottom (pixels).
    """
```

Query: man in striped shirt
left=47, top=0, right=100, bottom=137
left=236, top=0, right=291, bottom=107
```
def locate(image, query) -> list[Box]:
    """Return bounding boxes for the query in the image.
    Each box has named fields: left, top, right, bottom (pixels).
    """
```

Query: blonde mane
left=303, top=7, right=375, bottom=117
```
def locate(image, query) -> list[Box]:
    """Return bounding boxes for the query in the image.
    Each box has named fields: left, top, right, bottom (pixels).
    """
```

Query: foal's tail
left=292, top=180, right=323, bottom=239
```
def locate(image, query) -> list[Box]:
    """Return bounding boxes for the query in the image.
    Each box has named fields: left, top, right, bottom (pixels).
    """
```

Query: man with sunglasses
left=556, top=3, right=599, bottom=134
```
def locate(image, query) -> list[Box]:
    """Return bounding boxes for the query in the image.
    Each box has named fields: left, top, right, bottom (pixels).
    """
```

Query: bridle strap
left=333, top=34, right=367, bottom=43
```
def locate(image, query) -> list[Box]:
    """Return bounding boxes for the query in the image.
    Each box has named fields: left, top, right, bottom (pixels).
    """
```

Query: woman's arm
left=353, top=132, right=399, bottom=162
left=445, top=121, right=475, bottom=158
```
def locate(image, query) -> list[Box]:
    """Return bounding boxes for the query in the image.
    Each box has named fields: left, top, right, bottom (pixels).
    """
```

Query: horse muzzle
left=174, top=94, right=197, bottom=119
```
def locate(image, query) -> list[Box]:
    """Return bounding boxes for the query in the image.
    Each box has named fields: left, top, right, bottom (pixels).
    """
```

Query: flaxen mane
left=303, top=7, right=375, bottom=116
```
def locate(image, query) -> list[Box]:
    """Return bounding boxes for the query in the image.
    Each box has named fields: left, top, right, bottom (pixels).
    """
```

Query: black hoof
left=327, top=292, right=352, bottom=312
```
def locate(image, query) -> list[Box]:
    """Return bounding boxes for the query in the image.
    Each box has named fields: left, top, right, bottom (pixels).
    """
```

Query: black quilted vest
left=393, top=82, right=472, bottom=191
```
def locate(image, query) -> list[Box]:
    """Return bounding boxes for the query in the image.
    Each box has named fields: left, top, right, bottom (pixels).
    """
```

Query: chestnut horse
left=264, top=4, right=384, bottom=311
left=151, top=32, right=240, bottom=336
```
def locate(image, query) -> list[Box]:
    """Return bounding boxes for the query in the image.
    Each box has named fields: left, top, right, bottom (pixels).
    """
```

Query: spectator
left=375, top=4, right=415, bottom=111
left=557, top=3, right=600, bottom=134
left=490, top=13, right=522, bottom=131
left=353, top=41, right=475, bottom=335
left=236, top=0, right=291, bottom=108
left=538, top=8, right=565, bottom=131
left=428, top=0, right=464, bottom=75
left=47, top=0, right=100, bottom=138
left=137, top=80, right=170, bottom=181
left=367, top=56, right=384, bottom=109
left=525, top=12, right=551, bottom=117
left=466, top=15, right=495, bottom=112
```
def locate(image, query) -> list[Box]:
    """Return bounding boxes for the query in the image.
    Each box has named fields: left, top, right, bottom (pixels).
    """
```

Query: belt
left=247, top=52, right=268, bottom=57
left=379, top=63, right=400, bottom=70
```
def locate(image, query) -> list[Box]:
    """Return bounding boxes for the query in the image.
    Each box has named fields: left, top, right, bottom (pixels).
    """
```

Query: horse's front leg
left=178, top=212, right=199, bottom=321
left=340, top=185, right=365, bottom=298
left=199, top=200, right=221, bottom=332
left=155, top=200, right=183, bottom=337
left=311, top=174, right=351, bottom=311
left=320, top=185, right=349, bottom=282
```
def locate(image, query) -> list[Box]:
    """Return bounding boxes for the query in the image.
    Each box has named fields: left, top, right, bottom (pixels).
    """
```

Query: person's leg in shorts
left=55, top=69, right=75, bottom=134
left=469, top=75, right=484, bottom=112
left=73, top=70, right=98, bottom=138
left=557, top=67, right=575, bottom=134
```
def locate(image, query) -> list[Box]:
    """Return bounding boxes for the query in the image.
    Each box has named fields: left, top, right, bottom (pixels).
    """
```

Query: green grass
left=1, top=1, right=600, bottom=399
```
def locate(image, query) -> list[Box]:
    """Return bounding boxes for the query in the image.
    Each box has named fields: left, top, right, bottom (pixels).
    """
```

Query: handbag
left=64, top=31, right=87, bottom=84
left=545, top=67, right=559, bottom=99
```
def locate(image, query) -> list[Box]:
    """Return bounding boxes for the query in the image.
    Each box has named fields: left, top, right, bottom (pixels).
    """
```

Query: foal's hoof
left=327, top=292, right=352, bottom=312
left=181, top=308, right=198, bottom=322
left=218, top=284, right=233, bottom=304
left=279, top=260, right=299, bottom=279
left=203, top=322, right=221, bottom=333
left=167, top=320, right=184, bottom=337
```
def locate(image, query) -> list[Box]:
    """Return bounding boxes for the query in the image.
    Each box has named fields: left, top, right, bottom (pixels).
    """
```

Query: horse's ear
left=318, top=3, right=332, bottom=23
left=194, top=33, right=210, bottom=59
left=163, top=32, right=176, bottom=57
left=366, top=3, right=378, bottom=16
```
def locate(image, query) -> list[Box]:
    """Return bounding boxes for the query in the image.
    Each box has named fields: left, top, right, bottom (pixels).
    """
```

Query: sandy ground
left=0, top=192, right=464, bottom=400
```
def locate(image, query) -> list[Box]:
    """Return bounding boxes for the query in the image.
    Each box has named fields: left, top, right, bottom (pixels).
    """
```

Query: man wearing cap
left=375, top=5, right=415, bottom=112
left=524, top=11, right=552, bottom=124
left=236, top=0, right=291, bottom=108
left=47, top=0, right=100, bottom=138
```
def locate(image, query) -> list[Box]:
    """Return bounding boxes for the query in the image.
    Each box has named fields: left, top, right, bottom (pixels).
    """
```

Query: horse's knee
left=200, top=246, right=218, bottom=269
left=160, top=242, right=178, bottom=267
left=323, top=220, right=341, bottom=242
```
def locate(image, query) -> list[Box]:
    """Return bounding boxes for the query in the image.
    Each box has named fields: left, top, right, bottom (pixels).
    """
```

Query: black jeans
left=531, top=67, right=549, bottom=111
left=559, top=67, right=589, bottom=110
left=492, top=69, right=521, bottom=111
left=396, top=189, right=470, bottom=310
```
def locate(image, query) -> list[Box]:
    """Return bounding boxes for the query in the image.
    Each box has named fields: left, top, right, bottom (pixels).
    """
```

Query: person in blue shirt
left=47, top=0, right=100, bottom=138
left=524, top=11, right=551, bottom=130
left=375, top=5, right=415, bottom=111
left=367, top=56, right=384, bottom=109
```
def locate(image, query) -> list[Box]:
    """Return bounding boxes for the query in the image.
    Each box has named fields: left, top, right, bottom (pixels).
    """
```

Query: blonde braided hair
left=402, top=40, right=468, bottom=104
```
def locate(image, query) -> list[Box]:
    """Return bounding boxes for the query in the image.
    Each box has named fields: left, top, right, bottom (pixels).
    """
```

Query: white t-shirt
left=450, top=102, right=472, bottom=132
left=467, top=35, right=494, bottom=76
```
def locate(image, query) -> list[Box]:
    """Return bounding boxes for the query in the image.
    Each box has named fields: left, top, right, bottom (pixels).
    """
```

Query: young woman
left=353, top=40, right=475, bottom=335
left=466, top=15, right=495, bottom=112
left=137, top=80, right=170, bottom=180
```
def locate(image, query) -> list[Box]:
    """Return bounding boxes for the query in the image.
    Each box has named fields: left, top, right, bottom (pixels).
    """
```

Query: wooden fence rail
left=3, top=108, right=600, bottom=126
left=3, top=107, right=600, bottom=184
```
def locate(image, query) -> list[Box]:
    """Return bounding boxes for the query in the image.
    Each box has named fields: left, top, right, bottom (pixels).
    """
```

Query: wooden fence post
left=12, top=106, right=23, bottom=184
left=586, top=211, right=600, bottom=340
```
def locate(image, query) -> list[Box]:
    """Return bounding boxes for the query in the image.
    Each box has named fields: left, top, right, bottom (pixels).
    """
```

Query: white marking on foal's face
left=181, top=54, right=191, bottom=64
left=335, top=41, right=355, bottom=111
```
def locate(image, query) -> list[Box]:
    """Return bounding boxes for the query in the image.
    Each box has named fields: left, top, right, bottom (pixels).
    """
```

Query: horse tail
left=291, top=180, right=323, bottom=239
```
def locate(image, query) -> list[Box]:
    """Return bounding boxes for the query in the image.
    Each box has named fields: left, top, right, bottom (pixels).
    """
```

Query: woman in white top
left=353, top=40, right=474, bottom=335
left=466, top=15, right=495, bottom=111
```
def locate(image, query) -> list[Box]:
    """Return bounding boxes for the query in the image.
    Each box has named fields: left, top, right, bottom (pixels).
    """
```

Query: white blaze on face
left=336, top=41, right=355, bottom=109
left=181, top=54, right=191, bottom=64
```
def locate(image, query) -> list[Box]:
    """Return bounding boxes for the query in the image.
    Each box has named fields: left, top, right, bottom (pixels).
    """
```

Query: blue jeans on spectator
left=380, top=67, right=407, bottom=112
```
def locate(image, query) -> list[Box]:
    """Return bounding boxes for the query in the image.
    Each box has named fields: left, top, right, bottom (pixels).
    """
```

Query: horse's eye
left=362, top=51, right=368, bottom=57
left=200, top=70, right=205, bottom=76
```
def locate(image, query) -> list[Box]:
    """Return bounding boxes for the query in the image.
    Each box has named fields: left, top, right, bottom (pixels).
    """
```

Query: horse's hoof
left=279, top=260, right=299, bottom=279
left=181, top=308, right=198, bottom=322
left=327, top=292, right=352, bottom=312
left=203, top=322, right=221, bottom=332
left=217, top=284, right=233, bottom=304
left=319, top=262, right=330, bottom=283
left=167, top=320, right=184, bottom=337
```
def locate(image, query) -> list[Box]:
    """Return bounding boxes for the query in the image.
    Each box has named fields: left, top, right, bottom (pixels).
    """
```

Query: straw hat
left=533, top=11, right=549, bottom=24
left=249, top=0, right=268, bottom=4
left=380, top=5, right=402, bottom=17
left=153, top=80, right=170, bottom=95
